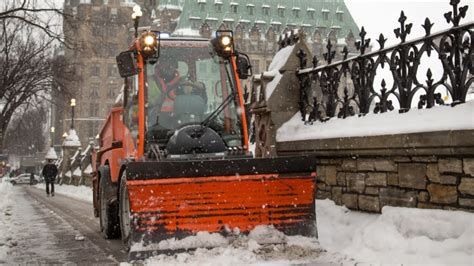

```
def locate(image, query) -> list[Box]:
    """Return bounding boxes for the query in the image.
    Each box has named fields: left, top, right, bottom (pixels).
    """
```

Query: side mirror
left=236, top=52, right=252, bottom=80
left=116, top=51, right=139, bottom=78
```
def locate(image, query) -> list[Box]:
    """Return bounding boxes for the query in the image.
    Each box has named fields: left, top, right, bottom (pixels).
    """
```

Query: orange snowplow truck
left=92, top=30, right=317, bottom=256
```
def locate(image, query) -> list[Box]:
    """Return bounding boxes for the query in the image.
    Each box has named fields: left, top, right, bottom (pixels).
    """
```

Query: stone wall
left=313, top=156, right=474, bottom=212
left=275, top=129, right=474, bottom=213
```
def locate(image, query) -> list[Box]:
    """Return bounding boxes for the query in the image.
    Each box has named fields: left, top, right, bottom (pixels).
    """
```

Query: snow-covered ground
left=140, top=199, right=474, bottom=265
left=2, top=180, right=473, bottom=265
left=33, top=183, right=92, bottom=203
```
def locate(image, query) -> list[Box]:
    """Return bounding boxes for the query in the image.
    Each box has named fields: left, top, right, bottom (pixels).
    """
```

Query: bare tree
left=0, top=20, right=75, bottom=152
left=5, top=105, right=47, bottom=156
left=0, top=0, right=68, bottom=45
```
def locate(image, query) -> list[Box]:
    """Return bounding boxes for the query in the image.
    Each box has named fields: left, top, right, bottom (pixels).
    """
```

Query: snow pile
left=0, top=180, right=15, bottom=260
left=247, top=225, right=287, bottom=244
left=84, top=164, right=93, bottom=175
left=45, top=147, right=58, bottom=160
left=344, top=206, right=474, bottom=264
left=265, top=45, right=295, bottom=100
left=173, top=28, right=200, bottom=37
left=317, top=199, right=474, bottom=265
left=277, top=100, right=474, bottom=141
left=34, top=184, right=92, bottom=203
left=63, top=129, right=81, bottom=147
left=316, top=199, right=375, bottom=251
left=158, top=3, right=182, bottom=11
left=72, top=167, right=81, bottom=177
left=131, top=232, right=229, bottom=252
left=139, top=199, right=473, bottom=265
left=141, top=225, right=324, bottom=266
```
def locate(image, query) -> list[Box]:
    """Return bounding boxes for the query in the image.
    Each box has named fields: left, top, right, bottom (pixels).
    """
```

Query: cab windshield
left=145, top=45, right=243, bottom=148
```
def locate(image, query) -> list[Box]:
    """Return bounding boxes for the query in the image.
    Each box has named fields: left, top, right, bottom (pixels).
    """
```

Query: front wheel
left=119, top=172, right=132, bottom=249
left=99, top=167, right=120, bottom=239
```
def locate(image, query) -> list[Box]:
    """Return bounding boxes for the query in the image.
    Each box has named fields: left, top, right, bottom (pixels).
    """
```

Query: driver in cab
left=147, top=55, right=208, bottom=132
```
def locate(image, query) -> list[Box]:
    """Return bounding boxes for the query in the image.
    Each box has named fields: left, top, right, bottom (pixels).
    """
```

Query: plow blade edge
left=125, top=156, right=317, bottom=246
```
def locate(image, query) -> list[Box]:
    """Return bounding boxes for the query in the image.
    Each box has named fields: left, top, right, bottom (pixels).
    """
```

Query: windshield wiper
left=200, top=61, right=238, bottom=129
left=200, top=91, right=236, bottom=128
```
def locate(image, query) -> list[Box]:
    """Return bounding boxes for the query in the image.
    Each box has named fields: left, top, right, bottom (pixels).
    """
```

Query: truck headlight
left=211, top=30, right=234, bottom=59
left=140, top=31, right=159, bottom=57
left=144, top=35, right=155, bottom=46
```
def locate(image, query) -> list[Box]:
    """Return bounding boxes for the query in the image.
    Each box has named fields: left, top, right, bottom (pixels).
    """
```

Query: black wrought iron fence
left=296, top=0, right=473, bottom=123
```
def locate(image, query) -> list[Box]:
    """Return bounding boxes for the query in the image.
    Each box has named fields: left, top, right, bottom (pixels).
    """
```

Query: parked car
left=9, top=173, right=41, bottom=185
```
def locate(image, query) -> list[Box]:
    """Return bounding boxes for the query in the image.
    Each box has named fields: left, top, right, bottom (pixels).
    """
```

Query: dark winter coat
left=42, top=163, right=58, bottom=183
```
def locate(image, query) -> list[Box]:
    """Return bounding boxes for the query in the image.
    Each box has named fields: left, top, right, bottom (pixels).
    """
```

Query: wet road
left=2, top=185, right=127, bottom=264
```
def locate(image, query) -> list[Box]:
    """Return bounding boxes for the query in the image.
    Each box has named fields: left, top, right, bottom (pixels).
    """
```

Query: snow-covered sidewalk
left=34, top=183, right=92, bottom=203
left=0, top=181, right=97, bottom=263
left=3, top=180, right=473, bottom=265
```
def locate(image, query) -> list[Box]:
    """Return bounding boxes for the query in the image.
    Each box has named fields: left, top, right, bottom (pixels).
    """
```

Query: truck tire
left=99, top=167, right=120, bottom=239
left=119, top=172, right=132, bottom=249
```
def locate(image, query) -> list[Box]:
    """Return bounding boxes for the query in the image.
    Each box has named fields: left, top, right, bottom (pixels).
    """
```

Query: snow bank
left=34, top=184, right=92, bottom=203
left=0, top=180, right=15, bottom=260
left=277, top=100, right=474, bottom=141
left=316, top=199, right=375, bottom=251
left=63, top=129, right=81, bottom=147
left=344, top=206, right=474, bottom=264
left=139, top=199, right=473, bottom=265
left=316, top=199, right=474, bottom=265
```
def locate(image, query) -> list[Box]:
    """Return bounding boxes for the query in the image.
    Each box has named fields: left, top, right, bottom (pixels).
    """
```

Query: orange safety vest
left=156, top=71, right=180, bottom=112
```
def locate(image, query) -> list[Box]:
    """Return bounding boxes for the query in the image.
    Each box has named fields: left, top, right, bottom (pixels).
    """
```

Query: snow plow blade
left=125, top=156, right=317, bottom=254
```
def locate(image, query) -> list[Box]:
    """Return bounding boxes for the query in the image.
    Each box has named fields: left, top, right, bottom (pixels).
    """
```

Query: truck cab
left=123, top=35, right=248, bottom=160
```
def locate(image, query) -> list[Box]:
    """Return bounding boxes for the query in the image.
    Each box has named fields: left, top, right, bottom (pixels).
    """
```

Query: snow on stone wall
left=277, top=100, right=474, bottom=142
left=265, top=45, right=295, bottom=100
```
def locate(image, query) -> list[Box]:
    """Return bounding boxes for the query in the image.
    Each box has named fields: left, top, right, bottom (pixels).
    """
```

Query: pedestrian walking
left=29, top=172, right=34, bottom=185
left=42, top=159, right=58, bottom=197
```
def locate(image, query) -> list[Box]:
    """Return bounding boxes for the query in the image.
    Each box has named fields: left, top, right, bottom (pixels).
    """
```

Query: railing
left=57, top=141, right=95, bottom=186
left=295, top=0, right=473, bottom=123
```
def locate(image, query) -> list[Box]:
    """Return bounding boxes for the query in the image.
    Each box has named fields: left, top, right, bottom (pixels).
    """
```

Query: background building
left=55, top=0, right=135, bottom=147
left=55, top=0, right=360, bottom=147
left=165, top=0, right=359, bottom=72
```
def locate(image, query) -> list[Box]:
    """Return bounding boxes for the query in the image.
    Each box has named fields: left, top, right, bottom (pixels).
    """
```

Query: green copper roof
left=173, top=0, right=360, bottom=38
left=158, top=0, right=183, bottom=10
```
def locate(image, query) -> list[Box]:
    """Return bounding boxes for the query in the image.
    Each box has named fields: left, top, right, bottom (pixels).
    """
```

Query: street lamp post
left=131, top=5, right=142, bottom=38
left=70, top=98, right=76, bottom=130
left=50, top=127, right=55, bottom=147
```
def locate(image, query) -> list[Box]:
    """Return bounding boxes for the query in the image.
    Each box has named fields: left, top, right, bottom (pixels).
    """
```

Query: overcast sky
left=343, top=0, right=472, bottom=102
left=344, top=0, right=472, bottom=46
